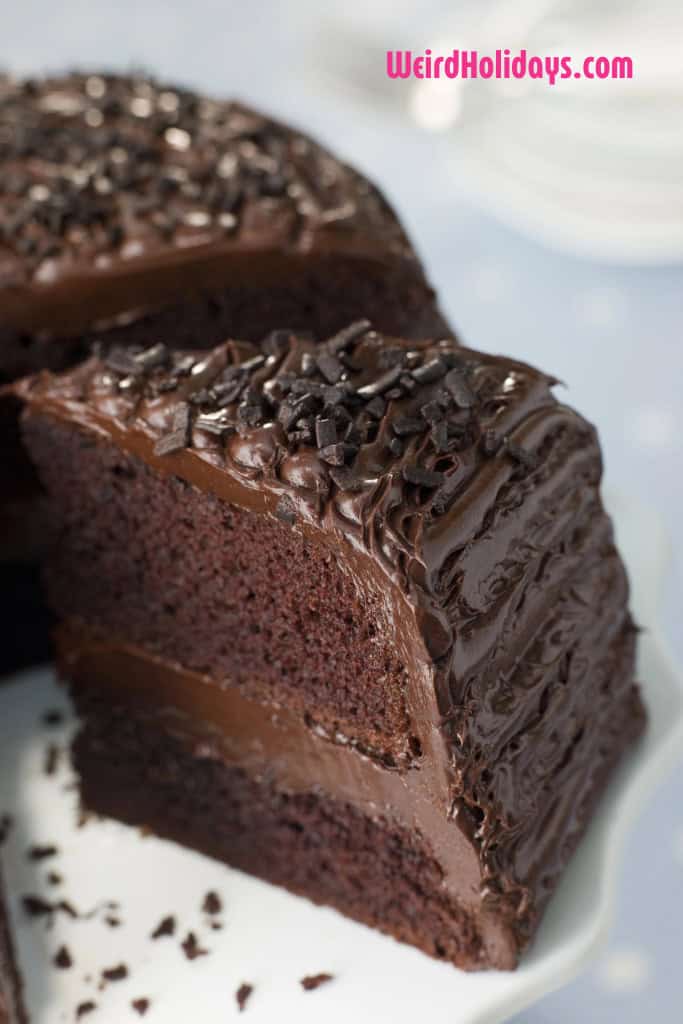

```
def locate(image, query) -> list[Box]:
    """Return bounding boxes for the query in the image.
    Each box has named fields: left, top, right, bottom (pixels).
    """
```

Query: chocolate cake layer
left=18, top=325, right=645, bottom=968
left=0, top=72, right=448, bottom=381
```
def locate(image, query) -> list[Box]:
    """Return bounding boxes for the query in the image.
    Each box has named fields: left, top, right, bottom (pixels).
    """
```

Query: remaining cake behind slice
left=18, top=325, right=645, bottom=970
left=0, top=72, right=448, bottom=385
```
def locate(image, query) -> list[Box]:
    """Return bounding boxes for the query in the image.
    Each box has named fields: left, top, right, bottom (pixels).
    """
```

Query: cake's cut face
left=18, top=324, right=645, bottom=970
left=0, top=72, right=448, bottom=383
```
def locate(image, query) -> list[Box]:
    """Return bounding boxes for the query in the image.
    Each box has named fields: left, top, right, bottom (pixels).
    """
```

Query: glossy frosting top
left=0, top=73, right=421, bottom=333
left=16, top=323, right=571, bottom=630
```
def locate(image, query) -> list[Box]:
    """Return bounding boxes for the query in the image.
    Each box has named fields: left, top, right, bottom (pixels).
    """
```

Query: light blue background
left=3, top=2, right=682, bottom=1019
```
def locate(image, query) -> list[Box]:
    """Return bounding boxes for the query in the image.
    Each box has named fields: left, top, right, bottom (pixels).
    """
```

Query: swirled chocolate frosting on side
left=18, top=324, right=645, bottom=970
left=0, top=72, right=449, bottom=383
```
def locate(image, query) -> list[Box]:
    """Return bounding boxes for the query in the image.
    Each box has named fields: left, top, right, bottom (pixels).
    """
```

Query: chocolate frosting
left=20, top=323, right=643, bottom=961
left=0, top=73, right=425, bottom=336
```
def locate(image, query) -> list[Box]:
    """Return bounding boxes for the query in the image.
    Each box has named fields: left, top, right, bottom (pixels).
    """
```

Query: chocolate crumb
left=300, top=973, right=334, bottom=991
left=132, top=999, right=150, bottom=1016
left=28, top=844, right=59, bottom=861
left=47, top=872, right=63, bottom=887
left=76, top=1001, right=96, bottom=1019
left=44, top=743, right=60, bottom=775
left=151, top=915, right=176, bottom=939
left=22, top=895, right=55, bottom=919
left=43, top=709, right=63, bottom=727
left=180, top=931, right=208, bottom=960
left=235, top=983, right=254, bottom=1012
left=0, top=814, right=12, bottom=845
left=105, top=916, right=121, bottom=928
left=202, top=891, right=222, bottom=915
left=102, top=963, right=128, bottom=982
left=54, top=945, right=73, bottom=969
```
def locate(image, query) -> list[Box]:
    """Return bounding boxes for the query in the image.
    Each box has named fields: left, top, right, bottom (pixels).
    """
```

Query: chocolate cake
left=17, top=325, right=645, bottom=970
left=0, top=70, right=449, bottom=670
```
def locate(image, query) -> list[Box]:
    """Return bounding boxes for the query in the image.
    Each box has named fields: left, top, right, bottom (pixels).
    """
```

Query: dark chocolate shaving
left=151, top=914, right=176, bottom=939
left=180, top=931, right=208, bottom=960
left=101, top=964, right=128, bottom=982
left=402, top=465, right=445, bottom=489
left=445, top=368, right=477, bottom=409
left=202, top=890, right=222, bottom=915
left=27, top=844, right=59, bottom=861
left=54, top=945, right=73, bottom=969
left=236, top=983, right=254, bottom=1012
left=300, top=973, right=334, bottom=991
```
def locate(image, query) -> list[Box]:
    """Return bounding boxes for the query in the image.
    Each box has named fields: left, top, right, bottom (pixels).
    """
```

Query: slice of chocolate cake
left=0, top=70, right=451, bottom=670
left=17, top=326, right=645, bottom=970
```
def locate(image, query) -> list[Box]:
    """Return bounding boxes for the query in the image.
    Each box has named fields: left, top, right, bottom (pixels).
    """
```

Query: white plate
left=1, top=493, right=682, bottom=1024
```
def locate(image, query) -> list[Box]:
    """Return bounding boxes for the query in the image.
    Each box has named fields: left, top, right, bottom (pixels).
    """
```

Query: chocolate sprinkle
left=76, top=1001, right=96, bottom=1019
left=300, top=973, right=334, bottom=991
left=54, top=945, right=73, bottom=969
left=102, top=964, right=128, bottom=982
left=44, top=743, right=60, bottom=775
left=356, top=365, right=403, bottom=398
left=180, top=931, right=208, bottom=960
left=445, top=368, right=477, bottom=409
left=393, top=415, right=424, bottom=437
left=202, top=890, right=222, bottom=915
left=316, top=353, right=345, bottom=385
left=324, top=319, right=372, bottom=353
left=402, top=465, right=445, bottom=489
left=315, top=417, right=337, bottom=449
left=151, top=914, right=176, bottom=939
left=132, top=999, right=150, bottom=1016
left=235, top=983, right=254, bottom=1012
left=28, top=844, right=59, bottom=861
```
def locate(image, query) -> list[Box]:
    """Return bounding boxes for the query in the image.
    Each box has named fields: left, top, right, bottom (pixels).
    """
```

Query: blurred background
left=3, top=1, right=682, bottom=1020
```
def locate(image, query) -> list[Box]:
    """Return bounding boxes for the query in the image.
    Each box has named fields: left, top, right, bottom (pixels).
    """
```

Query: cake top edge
left=17, top=322, right=564, bottom=513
